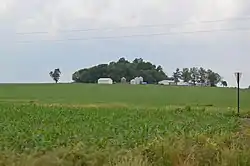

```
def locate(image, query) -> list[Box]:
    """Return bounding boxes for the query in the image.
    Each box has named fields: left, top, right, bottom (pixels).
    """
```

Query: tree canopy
left=172, top=67, right=222, bottom=87
left=221, top=80, right=228, bottom=87
left=72, top=58, right=224, bottom=87
left=72, top=58, right=167, bottom=84
left=49, top=68, right=61, bottom=83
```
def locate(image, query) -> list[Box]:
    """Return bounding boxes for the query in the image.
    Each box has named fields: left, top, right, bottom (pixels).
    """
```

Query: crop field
left=0, top=83, right=250, bottom=166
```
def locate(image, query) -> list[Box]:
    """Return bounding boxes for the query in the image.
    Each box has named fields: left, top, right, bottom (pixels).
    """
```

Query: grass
left=0, top=83, right=250, bottom=109
left=0, top=83, right=250, bottom=165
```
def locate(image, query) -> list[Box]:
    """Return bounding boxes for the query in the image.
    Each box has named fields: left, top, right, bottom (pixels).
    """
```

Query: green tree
left=72, top=58, right=168, bottom=84
left=198, top=67, right=207, bottom=83
left=221, top=80, right=228, bottom=87
left=206, top=69, right=221, bottom=87
left=181, top=68, right=191, bottom=83
left=173, top=68, right=181, bottom=83
left=190, top=67, right=199, bottom=85
left=133, top=58, right=143, bottom=64
left=156, top=65, right=163, bottom=72
left=49, top=68, right=61, bottom=83
left=118, top=57, right=129, bottom=63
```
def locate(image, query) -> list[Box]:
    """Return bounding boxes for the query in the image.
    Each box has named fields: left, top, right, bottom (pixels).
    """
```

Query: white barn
left=134, top=77, right=140, bottom=84
left=98, top=78, right=113, bottom=84
left=131, top=76, right=144, bottom=85
left=138, top=76, right=143, bottom=83
left=121, top=77, right=127, bottom=83
left=130, top=79, right=136, bottom=85
left=158, top=80, right=175, bottom=85
left=177, top=81, right=190, bottom=86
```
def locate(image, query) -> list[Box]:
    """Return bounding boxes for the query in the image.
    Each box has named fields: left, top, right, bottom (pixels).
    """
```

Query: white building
left=177, top=81, right=190, bottom=86
left=121, top=77, right=127, bottom=83
left=131, top=76, right=144, bottom=85
left=98, top=78, right=113, bottom=84
left=138, top=76, right=143, bottom=83
left=130, top=79, right=136, bottom=84
left=158, top=80, right=176, bottom=85
left=134, top=77, right=140, bottom=84
left=196, top=82, right=207, bottom=86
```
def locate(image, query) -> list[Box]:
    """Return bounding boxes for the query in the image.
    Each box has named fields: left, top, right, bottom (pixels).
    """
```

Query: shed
left=98, top=78, right=113, bottom=84
left=121, top=77, right=127, bottom=83
left=134, top=76, right=143, bottom=84
left=177, top=81, right=190, bottom=86
left=134, top=77, right=140, bottom=84
left=130, top=79, right=136, bottom=85
left=138, top=76, right=143, bottom=83
left=158, top=80, right=176, bottom=85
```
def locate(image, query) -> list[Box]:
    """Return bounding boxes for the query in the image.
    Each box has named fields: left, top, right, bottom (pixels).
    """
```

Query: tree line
left=171, top=67, right=225, bottom=87
left=60, top=57, right=225, bottom=87
left=72, top=58, right=167, bottom=84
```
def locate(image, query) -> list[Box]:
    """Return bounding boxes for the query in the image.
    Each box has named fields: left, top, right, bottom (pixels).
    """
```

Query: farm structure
left=130, top=76, right=144, bottom=85
left=98, top=78, right=113, bottom=84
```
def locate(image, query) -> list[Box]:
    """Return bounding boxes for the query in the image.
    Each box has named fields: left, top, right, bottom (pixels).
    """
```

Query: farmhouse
left=98, top=78, right=113, bottom=84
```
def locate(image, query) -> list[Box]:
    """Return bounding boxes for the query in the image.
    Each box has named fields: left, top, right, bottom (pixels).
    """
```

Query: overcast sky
left=0, top=0, right=249, bottom=87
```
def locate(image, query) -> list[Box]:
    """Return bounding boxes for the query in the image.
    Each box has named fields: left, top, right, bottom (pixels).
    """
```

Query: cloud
left=0, top=0, right=249, bottom=87
left=1, top=0, right=248, bottom=31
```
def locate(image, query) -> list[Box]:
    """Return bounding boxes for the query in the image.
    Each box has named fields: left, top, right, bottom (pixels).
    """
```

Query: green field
left=0, top=83, right=250, bottom=108
left=0, top=84, right=250, bottom=166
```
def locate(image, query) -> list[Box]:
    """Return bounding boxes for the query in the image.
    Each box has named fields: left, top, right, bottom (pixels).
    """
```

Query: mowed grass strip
left=2, top=103, right=250, bottom=165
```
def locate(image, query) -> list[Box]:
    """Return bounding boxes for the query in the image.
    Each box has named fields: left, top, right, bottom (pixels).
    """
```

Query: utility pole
left=234, top=72, right=242, bottom=116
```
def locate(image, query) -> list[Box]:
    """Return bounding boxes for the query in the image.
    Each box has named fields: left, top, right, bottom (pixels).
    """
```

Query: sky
left=0, top=0, right=249, bottom=88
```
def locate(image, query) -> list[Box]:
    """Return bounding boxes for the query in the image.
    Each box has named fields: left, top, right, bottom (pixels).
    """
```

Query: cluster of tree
left=71, top=58, right=226, bottom=87
left=72, top=58, right=167, bottom=84
left=50, top=58, right=226, bottom=87
left=171, top=67, right=225, bottom=87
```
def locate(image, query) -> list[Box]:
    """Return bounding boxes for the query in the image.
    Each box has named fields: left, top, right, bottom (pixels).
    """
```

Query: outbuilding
left=158, top=80, right=176, bottom=85
left=130, top=79, right=136, bottom=85
left=98, top=78, right=113, bottom=84
left=177, top=81, right=190, bottom=86
left=121, top=77, right=127, bottom=83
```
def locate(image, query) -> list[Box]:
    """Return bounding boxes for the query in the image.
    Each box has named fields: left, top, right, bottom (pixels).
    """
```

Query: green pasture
left=0, top=83, right=250, bottom=166
left=0, top=83, right=249, bottom=109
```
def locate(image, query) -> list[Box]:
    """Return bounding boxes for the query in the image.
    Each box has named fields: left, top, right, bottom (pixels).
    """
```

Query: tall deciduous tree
left=221, top=80, right=228, bottom=87
left=156, top=65, right=163, bottom=72
left=49, top=68, right=61, bottom=83
left=190, top=67, right=199, bottom=85
left=206, top=69, right=221, bottom=87
left=173, top=68, right=181, bottom=83
left=198, top=67, right=207, bottom=83
left=181, top=68, right=191, bottom=83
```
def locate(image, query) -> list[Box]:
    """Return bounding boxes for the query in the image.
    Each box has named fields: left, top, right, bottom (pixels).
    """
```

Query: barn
left=98, top=78, right=113, bottom=84
left=158, top=80, right=176, bottom=85
left=121, top=77, right=127, bottom=83
left=130, top=79, right=136, bottom=85
left=131, top=76, right=144, bottom=85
